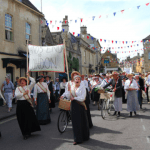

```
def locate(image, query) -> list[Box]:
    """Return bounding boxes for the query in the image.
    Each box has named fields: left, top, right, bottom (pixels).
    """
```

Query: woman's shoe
left=117, top=112, right=120, bottom=117
left=134, top=111, right=136, bottom=115
left=130, top=112, right=132, bottom=117
left=113, top=111, right=117, bottom=116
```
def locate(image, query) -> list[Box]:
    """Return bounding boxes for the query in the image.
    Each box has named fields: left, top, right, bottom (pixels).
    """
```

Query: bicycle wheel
left=101, top=100, right=107, bottom=119
left=57, top=110, right=68, bottom=133
left=107, top=101, right=115, bottom=116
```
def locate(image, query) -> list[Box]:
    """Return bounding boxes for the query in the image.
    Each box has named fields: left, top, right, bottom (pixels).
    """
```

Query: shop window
left=5, top=14, right=13, bottom=41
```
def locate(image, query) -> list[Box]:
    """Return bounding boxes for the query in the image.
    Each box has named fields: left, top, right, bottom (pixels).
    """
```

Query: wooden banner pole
left=27, top=40, right=29, bottom=87
left=63, top=39, right=69, bottom=81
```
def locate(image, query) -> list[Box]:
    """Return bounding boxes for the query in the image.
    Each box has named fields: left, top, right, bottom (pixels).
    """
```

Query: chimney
left=80, top=26, right=87, bottom=34
left=62, top=16, right=69, bottom=33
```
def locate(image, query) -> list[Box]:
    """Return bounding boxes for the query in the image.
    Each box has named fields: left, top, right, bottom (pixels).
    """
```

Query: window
left=26, top=23, right=31, bottom=44
left=148, top=52, right=150, bottom=60
left=5, top=14, right=13, bottom=41
left=18, top=0, right=22, bottom=2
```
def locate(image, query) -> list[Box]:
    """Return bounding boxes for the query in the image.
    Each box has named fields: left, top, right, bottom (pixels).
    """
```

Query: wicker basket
left=97, top=89, right=105, bottom=94
left=58, top=98, right=71, bottom=111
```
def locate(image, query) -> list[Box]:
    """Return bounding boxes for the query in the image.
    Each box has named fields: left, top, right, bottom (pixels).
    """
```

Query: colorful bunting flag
left=137, top=6, right=140, bottom=9
left=121, top=10, right=124, bottom=13
left=50, top=20, right=52, bottom=24
left=99, top=15, right=101, bottom=18
left=73, top=32, right=75, bottom=35
left=57, top=27, right=59, bottom=30
left=81, top=18, right=83, bottom=22
left=113, top=12, right=116, bottom=16
left=65, top=20, right=67, bottom=24
left=87, top=36, right=89, bottom=39
left=63, top=29, right=65, bottom=32
left=146, top=3, right=149, bottom=6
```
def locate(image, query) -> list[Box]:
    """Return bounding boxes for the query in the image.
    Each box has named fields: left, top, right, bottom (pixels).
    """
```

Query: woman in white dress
left=15, top=73, right=41, bottom=140
left=61, top=75, right=89, bottom=145
left=124, top=74, right=140, bottom=117
left=60, top=77, right=67, bottom=96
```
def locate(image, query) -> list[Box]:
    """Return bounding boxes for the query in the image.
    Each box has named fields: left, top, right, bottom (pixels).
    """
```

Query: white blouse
left=62, top=83, right=86, bottom=102
left=100, top=79, right=110, bottom=88
left=124, top=79, right=138, bottom=90
left=34, top=82, right=50, bottom=100
left=60, top=82, right=67, bottom=90
left=15, top=77, right=35, bottom=100
left=81, top=80, right=88, bottom=89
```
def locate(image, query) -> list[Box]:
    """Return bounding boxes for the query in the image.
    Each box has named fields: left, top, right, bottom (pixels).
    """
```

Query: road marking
left=141, top=119, right=143, bottom=122
left=146, top=137, right=150, bottom=143
left=142, top=125, right=146, bottom=131
left=0, top=117, right=16, bottom=125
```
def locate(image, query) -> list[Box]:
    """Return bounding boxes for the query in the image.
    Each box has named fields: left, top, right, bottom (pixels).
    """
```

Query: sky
left=30, top=0, right=150, bottom=60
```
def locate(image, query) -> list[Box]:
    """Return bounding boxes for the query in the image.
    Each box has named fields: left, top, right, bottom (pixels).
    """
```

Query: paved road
left=0, top=101, right=150, bottom=150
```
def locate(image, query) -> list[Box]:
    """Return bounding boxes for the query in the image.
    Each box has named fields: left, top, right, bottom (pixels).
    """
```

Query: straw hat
left=18, top=77, right=29, bottom=85
left=127, top=74, right=134, bottom=77
left=112, top=71, right=119, bottom=76
left=71, top=71, right=81, bottom=79
left=95, top=74, right=100, bottom=77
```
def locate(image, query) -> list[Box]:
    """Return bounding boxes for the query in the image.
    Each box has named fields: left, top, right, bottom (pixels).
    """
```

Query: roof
left=22, top=0, right=42, bottom=14
left=143, top=35, right=150, bottom=40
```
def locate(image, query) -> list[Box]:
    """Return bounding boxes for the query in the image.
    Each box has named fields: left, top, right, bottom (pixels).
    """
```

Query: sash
left=18, top=86, right=33, bottom=106
left=71, top=87, right=87, bottom=110
left=104, top=79, right=109, bottom=84
left=37, top=82, right=47, bottom=93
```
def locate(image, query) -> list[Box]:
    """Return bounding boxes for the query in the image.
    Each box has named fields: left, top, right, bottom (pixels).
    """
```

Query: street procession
left=0, top=0, right=150, bottom=150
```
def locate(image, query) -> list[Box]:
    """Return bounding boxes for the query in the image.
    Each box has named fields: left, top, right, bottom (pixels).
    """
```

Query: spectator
left=1, top=75, right=15, bottom=112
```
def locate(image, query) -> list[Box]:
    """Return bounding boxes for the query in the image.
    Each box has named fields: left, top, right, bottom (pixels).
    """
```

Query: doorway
left=6, top=67, right=13, bottom=82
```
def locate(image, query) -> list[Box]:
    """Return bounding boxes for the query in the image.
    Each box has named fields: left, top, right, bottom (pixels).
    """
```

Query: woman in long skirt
left=61, top=75, right=89, bottom=145
left=103, top=72, right=123, bottom=117
left=124, top=74, right=140, bottom=117
left=34, top=75, right=51, bottom=125
left=45, top=75, right=55, bottom=109
left=15, top=73, right=41, bottom=140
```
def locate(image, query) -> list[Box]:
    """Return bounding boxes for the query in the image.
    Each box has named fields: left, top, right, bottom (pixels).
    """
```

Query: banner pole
left=27, top=40, right=29, bottom=86
left=63, top=39, right=69, bottom=81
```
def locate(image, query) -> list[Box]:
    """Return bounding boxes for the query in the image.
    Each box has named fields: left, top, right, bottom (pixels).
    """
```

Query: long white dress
left=124, top=79, right=140, bottom=112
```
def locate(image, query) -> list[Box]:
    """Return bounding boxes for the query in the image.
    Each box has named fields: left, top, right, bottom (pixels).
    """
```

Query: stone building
left=143, top=35, right=150, bottom=72
left=0, top=0, right=44, bottom=86
left=101, top=50, right=119, bottom=73
left=51, top=16, right=81, bottom=78
left=79, top=26, right=101, bottom=75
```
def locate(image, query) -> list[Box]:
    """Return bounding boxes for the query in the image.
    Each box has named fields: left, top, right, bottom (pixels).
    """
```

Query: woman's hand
left=70, top=96, right=74, bottom=101
left=23, top=90, right=29, bottom=96
left=49, top=99, right=51, bottom=103
left=35, top=101, right=37, bottom=105
left=26, top=72, right=30, bottom=77
left=113, top=88, right=116, bottom=92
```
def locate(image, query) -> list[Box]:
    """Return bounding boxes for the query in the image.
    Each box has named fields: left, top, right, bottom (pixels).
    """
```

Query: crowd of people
left=0, top=71, right=150, bottom=144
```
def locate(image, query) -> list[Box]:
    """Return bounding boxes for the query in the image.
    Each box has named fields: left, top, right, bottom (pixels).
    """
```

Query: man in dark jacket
left=139, top=73, right=144, bottom=109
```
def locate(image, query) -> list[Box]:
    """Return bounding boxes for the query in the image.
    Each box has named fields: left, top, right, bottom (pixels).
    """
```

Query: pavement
left=0, top=100, right=150, bottom=150
left=0, top=104, right=17, bottom=121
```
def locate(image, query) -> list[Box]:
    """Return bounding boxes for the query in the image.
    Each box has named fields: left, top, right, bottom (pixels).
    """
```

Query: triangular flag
left=126, top=41, right=128, bottom=44
left=112, top=40, right=114, bottom=43
left=78, top=34, right=80, bottom=37
left=146, top=3, right=149, bottom=6
left=137, top=6, right=140, bottom=9
left=122, top=41, right=124, bottom=44
left=99, top=15, right=101, bottom=18
left=75, top=20, right=77, bottom=23
left=73, top=32, right=75, bottom=35
left=113, top=12, right=116, bottom=16
left=81, top=18, right=83, bottom=22
left=104, top=40, right=106, bottom=42
left=87, top=36, right=89, bottom=39
left=55, top=20, right=57, bottom=24
left=100, top=39, right=102, bottom=42
left=60, top=21, right=62, bottom=23
left=40, top=20, right=43, bottom=24
left=121, top=10, right=124, bottom=14
left=115, top=41, right=117, bottom=44
left=57, top=27, right=59, bottom=30
left=65, top=20, right=67, bottom=24
left=63, top=29, right=65, bottom=32
left=91, top=37, right=93, bottom=40
left=50, top=20, right=52, bottom=24
left=92, top=16, right=95, bottom=20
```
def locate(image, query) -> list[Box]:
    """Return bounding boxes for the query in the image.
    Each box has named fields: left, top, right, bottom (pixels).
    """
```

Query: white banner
left=124, top=68, right=132, bottom=74
left=28, top=45, right=65, bottom=72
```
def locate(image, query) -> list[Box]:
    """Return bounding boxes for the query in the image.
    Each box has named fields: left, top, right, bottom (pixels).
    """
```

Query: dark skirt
left=16, top=100, right=41, bottom=136
left=137, top=90, right=142, bottom=106
left=71, top=100, right=89, bottom=143
left=91, top=88, right=95, bottom=101
left=93, top=89, right=100, bottom=102
left=85, top=89, right=93, bottom=128
left=49, top=93, right=55, bottom=108
left=36, top=93, right=51, bottom=125
left=60, top=89, right=65, bottom=96
left=122, top=87, right=127, bottom=103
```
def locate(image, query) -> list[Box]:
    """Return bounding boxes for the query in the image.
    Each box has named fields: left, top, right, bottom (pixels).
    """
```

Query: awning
left=2, top=58, right=26, bottom=68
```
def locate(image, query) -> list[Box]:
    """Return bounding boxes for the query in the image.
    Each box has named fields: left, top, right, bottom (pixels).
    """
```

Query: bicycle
left=100, top=90, right=116, bottom=119
left=57, top=109, right=71, bottom=133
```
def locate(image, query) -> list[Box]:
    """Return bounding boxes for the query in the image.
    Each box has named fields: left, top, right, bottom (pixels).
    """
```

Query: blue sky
left=30, top=0, right=150, bottom=60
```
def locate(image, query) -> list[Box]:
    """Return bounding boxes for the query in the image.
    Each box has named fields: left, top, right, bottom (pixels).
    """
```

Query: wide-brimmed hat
left=127, top=74, right=133, bottom=77
left=44, top=75, right=51, bottom=79
left=71, top=71, right=81, bottom=79
left=18, top=77, right=29, bottom=85
left=37, top=75, right=44, bottom=81
left=95, top=74, right=100, bottom=77
left=112, top=71, right=119, bottom=76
